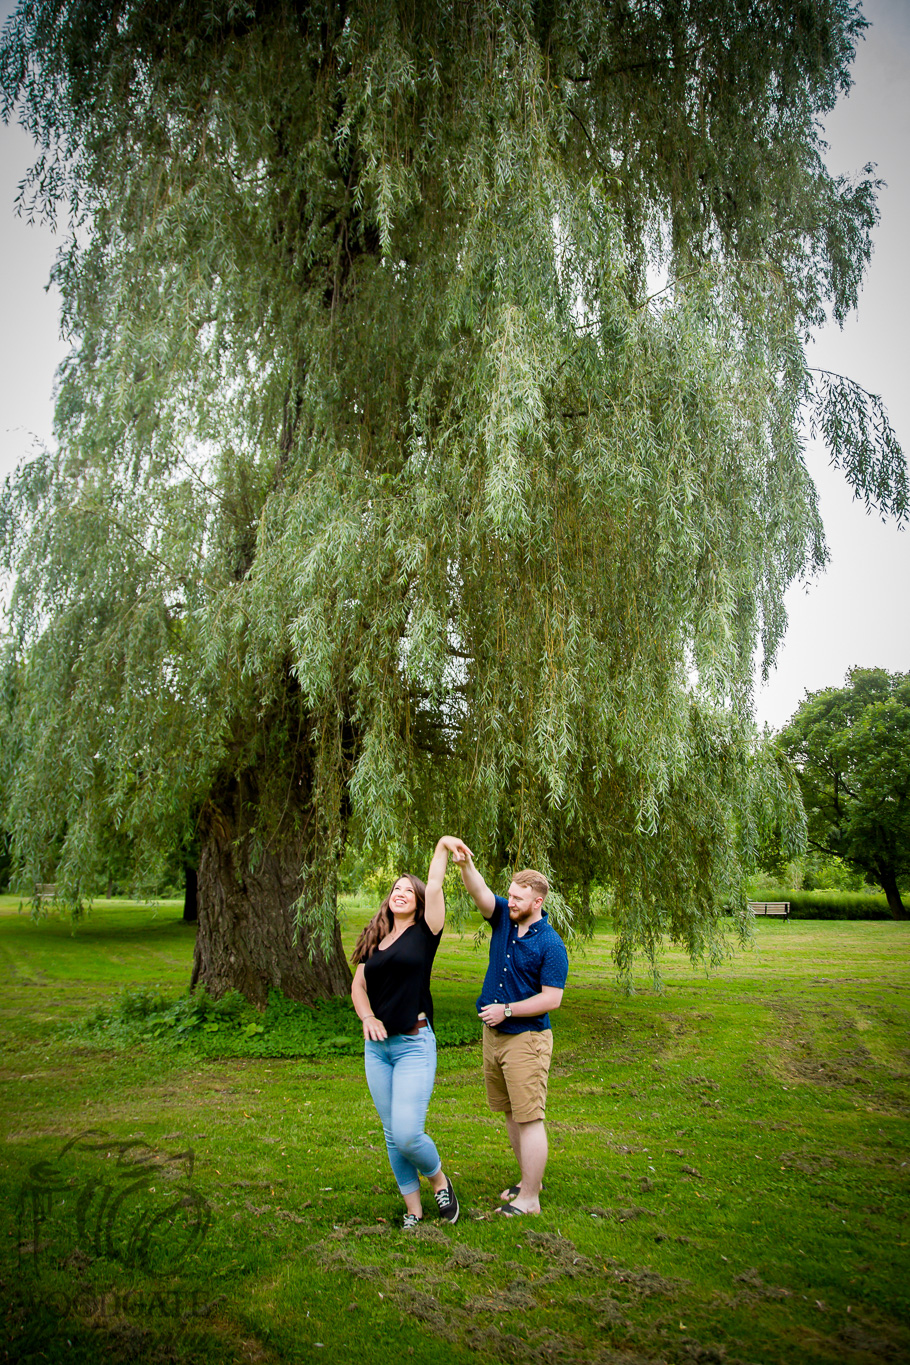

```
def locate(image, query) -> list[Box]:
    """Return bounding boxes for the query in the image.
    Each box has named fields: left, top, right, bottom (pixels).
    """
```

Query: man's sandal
left=495, top=1203, right=530, bottom=1216
left=499, top=1182, right=544, bottom=1201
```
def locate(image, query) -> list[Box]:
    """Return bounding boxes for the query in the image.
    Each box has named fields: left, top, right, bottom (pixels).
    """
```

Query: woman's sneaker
left=434, top=1177, right=459, bottom=1224
left=402, top=1212, right=422, bottom=1231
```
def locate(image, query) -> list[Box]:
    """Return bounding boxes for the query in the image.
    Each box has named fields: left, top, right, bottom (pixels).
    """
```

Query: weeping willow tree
left=1, top=0, right=905, bottom=1000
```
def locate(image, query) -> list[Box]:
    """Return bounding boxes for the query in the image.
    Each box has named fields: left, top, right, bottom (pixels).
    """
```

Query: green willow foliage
left=0, top=1, right=905, bottom=981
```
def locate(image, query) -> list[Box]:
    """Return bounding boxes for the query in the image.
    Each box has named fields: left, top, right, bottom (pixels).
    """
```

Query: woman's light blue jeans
left=364, top=1026, right=442, bottom=1195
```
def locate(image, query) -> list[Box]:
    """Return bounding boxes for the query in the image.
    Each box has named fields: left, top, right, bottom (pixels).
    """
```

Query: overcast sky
left=1, top=0, right=907, bottom=732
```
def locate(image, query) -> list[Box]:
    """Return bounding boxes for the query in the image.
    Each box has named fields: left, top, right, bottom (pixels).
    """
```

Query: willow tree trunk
left=191, top=814, right=351, bottom=1007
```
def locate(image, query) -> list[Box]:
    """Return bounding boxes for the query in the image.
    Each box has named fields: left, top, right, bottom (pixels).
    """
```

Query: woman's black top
left=362, top=917, right=442, bottom=1035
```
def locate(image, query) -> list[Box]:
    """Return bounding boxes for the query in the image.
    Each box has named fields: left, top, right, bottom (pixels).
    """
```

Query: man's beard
left=508, top=904, right=534, bottom=923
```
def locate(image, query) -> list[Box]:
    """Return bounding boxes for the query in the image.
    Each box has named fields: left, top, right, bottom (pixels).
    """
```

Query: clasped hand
left=439, top=835, right=473, bottom=864
left=478, top=1002, right=507, bottom=1027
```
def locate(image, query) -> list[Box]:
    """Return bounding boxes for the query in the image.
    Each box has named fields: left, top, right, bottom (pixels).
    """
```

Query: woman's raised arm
left=423, top=837, right=456, bottom=934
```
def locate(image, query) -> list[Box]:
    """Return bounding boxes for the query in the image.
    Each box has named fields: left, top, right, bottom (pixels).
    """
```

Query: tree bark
left=878, top=867, right=908, bottom=920
left=191, top=801, right=351, bottom=1006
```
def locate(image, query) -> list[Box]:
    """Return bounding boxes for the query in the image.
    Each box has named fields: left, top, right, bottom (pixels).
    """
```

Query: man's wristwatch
left=503, top=1003, right=512, bottom=1019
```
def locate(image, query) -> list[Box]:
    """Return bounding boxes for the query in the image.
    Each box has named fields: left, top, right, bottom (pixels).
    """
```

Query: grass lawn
left=1, top=893, right=908, bottom=1365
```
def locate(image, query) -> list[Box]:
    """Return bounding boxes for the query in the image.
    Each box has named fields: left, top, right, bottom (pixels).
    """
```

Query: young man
left=441, top=837, right=569, bottom=1216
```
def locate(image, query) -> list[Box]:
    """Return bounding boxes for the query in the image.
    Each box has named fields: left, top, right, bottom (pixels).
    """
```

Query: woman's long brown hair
left=351, top=874, right=428, bottom=965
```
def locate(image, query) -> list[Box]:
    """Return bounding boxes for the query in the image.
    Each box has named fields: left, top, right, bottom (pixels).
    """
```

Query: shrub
left=748, top=888, right=893, bottom=920
left=77, top=987, right=478, bottom=1056
left=800, top=852, right=868, bottom=892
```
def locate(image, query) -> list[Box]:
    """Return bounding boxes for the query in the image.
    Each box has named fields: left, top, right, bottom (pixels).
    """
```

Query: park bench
left=748, top=901, right=790, bottom=922
left=34, top=883, right=59, bottom=904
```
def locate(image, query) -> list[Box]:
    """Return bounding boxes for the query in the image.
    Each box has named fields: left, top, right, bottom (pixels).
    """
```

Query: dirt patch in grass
left=446, top=1246, right=495, bottom=1270
left=672, top=1344, right=747, bottom=1364
left=787, top=1048, right=872, bottom=1085
left=462, top=1324, right=577, bottom=1364
left=394, top=1286, right=454, bottom=1334
left=612, top=1266, right=688, bottom=1299
left=795, top=1322, right=905, bottom=1364
left=757, top=997, right=910, bottom=1115
left=309, top=1242, right=384, bottom=1280
left=776, top=1151, right=835, bottom=1174
left=585, top=1205, right=654, bottom=1223
left=567, top=1291, right=632, bottom=1329
left=726, top=1267, right=792, bottom=1305
left=463, top=1284, right=538, bottom=1312
left=835, top=1322, right=903, bottom=1359
left=299, top=1223, right=694, bottom=1360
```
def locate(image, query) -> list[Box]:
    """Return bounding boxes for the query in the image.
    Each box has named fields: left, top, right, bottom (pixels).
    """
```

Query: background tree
left=0, top=0, right=906, bottom=1001
left=799, top=849, right=868, bottom=892
left=780, top=668, right=910, bottom=918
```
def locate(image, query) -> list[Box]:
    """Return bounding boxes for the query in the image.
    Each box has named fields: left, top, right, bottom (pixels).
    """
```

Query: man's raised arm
left=438, top=837, right=496, bottom=919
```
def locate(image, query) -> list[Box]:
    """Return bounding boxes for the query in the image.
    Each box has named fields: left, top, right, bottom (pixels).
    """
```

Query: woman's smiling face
left=389, top=877, right=417, bottom=916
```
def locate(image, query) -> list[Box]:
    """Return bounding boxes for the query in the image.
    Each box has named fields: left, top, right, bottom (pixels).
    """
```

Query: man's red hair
left=512, top=869, right=549, bottom=899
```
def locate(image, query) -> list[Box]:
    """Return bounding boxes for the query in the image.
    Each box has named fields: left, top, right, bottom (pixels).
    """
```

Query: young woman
left=351, top=838, right=459, bottom=1229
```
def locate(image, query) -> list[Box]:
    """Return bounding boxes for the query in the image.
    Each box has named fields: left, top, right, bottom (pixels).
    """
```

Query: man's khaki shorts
left=482, top=1026, right=554, bottom=1123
